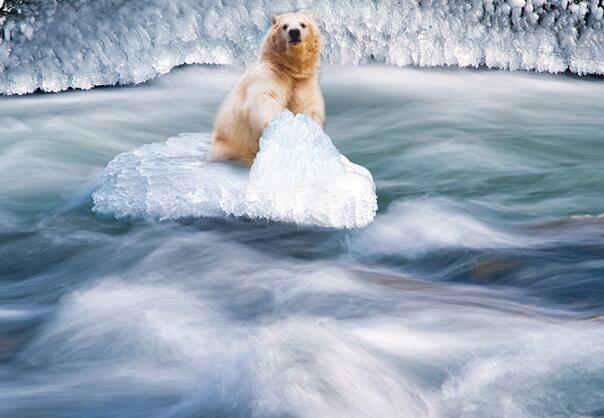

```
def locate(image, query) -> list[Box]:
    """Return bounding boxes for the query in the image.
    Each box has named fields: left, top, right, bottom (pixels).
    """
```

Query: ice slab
left=92, top=111, right=377, bottom=229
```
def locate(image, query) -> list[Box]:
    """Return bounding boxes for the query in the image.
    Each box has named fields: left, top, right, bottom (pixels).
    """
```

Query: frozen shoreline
left=2, top=0, right=604, bottom=95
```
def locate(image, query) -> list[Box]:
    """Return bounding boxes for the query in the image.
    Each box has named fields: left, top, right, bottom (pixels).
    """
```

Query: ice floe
left=92, top=111, right=377, bottom=229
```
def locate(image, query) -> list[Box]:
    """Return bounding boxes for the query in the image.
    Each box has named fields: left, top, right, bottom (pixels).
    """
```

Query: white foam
left=351, top=199, right=530, bottom=258
left=92, top=111, right=377, bottom=229
left=12, top=270, right=604, bottom=417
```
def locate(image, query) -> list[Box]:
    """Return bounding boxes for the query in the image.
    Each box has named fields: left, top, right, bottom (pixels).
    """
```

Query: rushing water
left=1, top=65, right=604, bottom=417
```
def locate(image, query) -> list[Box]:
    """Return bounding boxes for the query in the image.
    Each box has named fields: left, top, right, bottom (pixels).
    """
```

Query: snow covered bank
left=2, top=0, right=604, bottom=95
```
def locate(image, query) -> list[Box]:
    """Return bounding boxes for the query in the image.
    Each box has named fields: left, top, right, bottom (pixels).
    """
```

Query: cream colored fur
left=210, top=12, right=325, bottom=165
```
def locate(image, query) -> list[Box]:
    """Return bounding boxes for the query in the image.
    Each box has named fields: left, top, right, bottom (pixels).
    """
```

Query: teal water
left=1, top=65, right=604, bottom=417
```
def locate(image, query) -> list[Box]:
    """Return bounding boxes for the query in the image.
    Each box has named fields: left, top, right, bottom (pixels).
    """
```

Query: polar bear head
left=264, top=11, right=321, bottom=77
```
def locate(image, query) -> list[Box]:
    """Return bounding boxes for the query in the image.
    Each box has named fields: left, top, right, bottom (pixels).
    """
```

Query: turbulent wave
left=4, top=249, right=604, bottom=417
left=1, top=0, right=604, bottom=94
left=350, top=198, right=604, bottom=259
left=351, top=199, right=531, bottom=258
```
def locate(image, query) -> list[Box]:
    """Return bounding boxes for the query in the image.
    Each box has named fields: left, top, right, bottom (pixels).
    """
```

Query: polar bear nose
left=288, top=28, right=301, bottom=42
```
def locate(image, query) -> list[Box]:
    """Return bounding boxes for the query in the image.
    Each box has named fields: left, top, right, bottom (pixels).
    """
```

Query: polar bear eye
left=282, top=24, right=288, bottom=30
left=300, top=23, right=306, bottom=28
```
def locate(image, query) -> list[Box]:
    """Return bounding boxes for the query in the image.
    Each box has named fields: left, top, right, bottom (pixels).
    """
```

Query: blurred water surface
left=1, top=65, right=603, bottom=417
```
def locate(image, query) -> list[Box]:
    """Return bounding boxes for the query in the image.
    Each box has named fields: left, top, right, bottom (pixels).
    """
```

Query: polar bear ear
left=271, top=14, right=278, bottom=25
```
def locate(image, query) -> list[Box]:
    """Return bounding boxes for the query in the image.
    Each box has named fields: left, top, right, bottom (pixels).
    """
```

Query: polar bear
left=210, top=11, right=325, bottom=165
